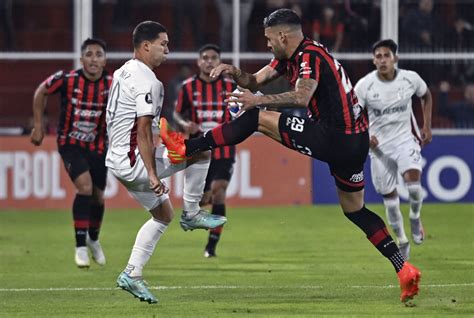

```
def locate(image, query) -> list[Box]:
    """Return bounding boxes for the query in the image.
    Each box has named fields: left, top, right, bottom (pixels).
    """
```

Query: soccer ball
left=228, top=88, right=243, bottom=119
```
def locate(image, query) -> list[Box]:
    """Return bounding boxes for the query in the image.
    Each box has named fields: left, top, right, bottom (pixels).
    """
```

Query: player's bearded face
left=265, top=28, right=285, bottom=59
left=80, top=44, right=106, bottom=76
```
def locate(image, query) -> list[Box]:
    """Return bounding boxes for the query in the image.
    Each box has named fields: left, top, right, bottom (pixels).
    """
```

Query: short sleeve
left=298, top=52, right=321, bottom=82
left=412, top=71, right=428, bottom=97
left=43, top=70, right=65, bottom=95
left=135, top=80, right=163, bottom=118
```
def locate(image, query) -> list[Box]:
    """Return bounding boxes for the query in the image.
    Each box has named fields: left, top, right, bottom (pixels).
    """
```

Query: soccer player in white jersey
left=355, top=39, right=432, bottom=260
left=105, top=21, right=227, bottom=304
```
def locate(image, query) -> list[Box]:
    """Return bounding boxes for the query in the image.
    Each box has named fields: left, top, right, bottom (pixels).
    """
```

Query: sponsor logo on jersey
left=73, top=121, right=97, bottom=133
left=196, top=109, right=224, bottom=119
left=373, top=104, right=408, bottom=117
left=299, top=61, right=312, bottom=75
left=74, top=109, right=103, bottom=117
left=349, top=171, right=364, bottom=183
left=68, top=130, right=96, bottom=142
left=70, top=98, right=107, bottom=108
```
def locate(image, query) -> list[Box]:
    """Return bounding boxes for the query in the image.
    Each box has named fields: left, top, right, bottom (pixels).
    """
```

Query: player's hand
left=369, top=135, right=379, bottom=149
left=420, top=126, right=432, bottom=146
left=225, top=87, right=261, bottom=113
left=210, top=63, right=240, bottom=79
left=149, top=175, right=169, bottom=197
left=30, top=127, right=44, bottom=146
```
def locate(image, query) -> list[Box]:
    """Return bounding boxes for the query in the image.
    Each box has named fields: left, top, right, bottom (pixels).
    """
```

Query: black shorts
left=204, top=158, right=235, bottom=192
left=58, top=145, right=108, bottom=190
left=278, top=114, right=369, bottom=192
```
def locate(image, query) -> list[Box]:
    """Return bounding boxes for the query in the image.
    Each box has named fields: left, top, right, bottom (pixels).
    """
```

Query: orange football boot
left=159, top=117, right=188, bottom=164
left=397, top=262, right=421, bottom=303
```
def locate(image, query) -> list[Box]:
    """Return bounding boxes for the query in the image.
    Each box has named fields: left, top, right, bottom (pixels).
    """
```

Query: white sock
left=183, top=158, right=210, bottom=216
left=124, top=218, right=168, bottom=277
left=383, top=196, right=408, bottom=244
left=407, top=182, right=423, bottom=219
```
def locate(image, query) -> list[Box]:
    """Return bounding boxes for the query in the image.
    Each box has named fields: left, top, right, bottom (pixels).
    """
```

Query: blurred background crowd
left=0, top=0, right=473, bottom=133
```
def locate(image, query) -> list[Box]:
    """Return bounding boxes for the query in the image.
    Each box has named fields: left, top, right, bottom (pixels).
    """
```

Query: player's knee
left=76, top=183, right=93, bottom=195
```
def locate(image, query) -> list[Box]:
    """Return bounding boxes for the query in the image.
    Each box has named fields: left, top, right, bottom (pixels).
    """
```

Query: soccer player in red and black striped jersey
left=173, top=44, right=237, bottom=258
left=170, top=9, right=422, bottom=303
left=31, top=38, right=112, bottom=268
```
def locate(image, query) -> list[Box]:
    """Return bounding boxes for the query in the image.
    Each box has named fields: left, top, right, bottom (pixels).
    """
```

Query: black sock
left=344, top=205, right=405, bottom=272
left=186, top=108, right=259, bottom=156
left=206, top=204, right=226, bottom=251
left=88, top=203, right=104, bottom=241
left=73, top=194, right=92, bottom=247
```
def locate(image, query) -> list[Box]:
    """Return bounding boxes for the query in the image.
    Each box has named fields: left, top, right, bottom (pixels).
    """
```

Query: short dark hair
left=133, top=21, right=167, bottom=49
left=263, top=8, right=301, bottom=28
left=81, top=38, right=106, bottom=53
left=372, top=39, right=398, bottom=55
left=198, top=44, right=221, bottom=56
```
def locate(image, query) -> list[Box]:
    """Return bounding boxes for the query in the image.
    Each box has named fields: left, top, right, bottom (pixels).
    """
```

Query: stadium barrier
left=0, top=135, right=312, bottom=209
left=313, top=135, right=474, bottom=203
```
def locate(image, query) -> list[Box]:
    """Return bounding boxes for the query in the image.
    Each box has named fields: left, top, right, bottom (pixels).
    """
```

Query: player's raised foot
left=180, top=210, right=227, bottom=231
left=397, top=262, right=421, bottom=303
left=116, top=272, right=158, bottom=304
left=75, top=246, right=90, bottom=268
left=159, top=117, right=188, bottom=164
left=399, top=241, right=410, bottom=260
left=86, top=236, right=106, bottom=266
left=204, top=248, right=217, bottom=258
left=410, top=217, right=425, bottom=245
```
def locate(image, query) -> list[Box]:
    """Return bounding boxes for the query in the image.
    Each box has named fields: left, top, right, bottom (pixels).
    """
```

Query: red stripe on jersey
left=301, top=53, right=312, bottom=79
left=176, top=87, right=185, bottom=113
left=216, top=79, right=224, bottom=123
left=214, top=147, right=222, bottom=160
left=368, top=228, right=390, bottom=246
left=206, top=81, right=213, bottom=115
left=185, top=81, right=195, bottom=123
left=80, top=82, right=95, bottom=149
left=48, top=77, right=63, bottom=94
left=224, top=145, right=230, bottom=158
left=212, top=126, right=225, bottom=145
left=60, top=72, right=77, bottom=146
left=269, top=59, right=279, bottom=69
left=281, top=132, right=293, bottom=148
left=196, top=80, right=203, bottom=125
left=127, top=117, right=138, bottom=167
left=95, top=79, right=106, bottom=154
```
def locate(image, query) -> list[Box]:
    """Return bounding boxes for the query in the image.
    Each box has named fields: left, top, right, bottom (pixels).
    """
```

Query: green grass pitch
left=0, top=203, right=473, bottom=317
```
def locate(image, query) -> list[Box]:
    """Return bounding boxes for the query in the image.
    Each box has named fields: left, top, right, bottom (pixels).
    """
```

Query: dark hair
left=198, top=43, right=221, bottom=56
left=81, top=38, right=106, bottom=53
left=263, top=8, right=301, bottom=28
left=372, top=39, right=398, bottom=55
left=133, top=21, right=167, bottom=49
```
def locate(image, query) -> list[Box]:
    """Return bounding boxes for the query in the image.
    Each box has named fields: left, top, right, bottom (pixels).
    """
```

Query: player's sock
left=183, top=158, right=211, bottom=217
left=407, top=182, right=423, bottom=219
left=383, top=197, right=408, bottom=244
left=206, top=204, right=226, bottom=251
left=345, top=205, right=405, bottom=272
left=185, top=108, right=259, bottom=156
left=88, top=203, right=104, bottom=241
left=73, top=194, right=92, bottom=247
left=124, top=218, right=168, bottom=278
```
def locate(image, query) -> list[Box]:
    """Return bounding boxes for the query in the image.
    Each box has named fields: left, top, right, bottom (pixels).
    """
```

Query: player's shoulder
left=398, top=69, right=423, bottom=81
left=356, top=70, right=378, bottom=88
left=181, top=75, right=197, bottom=86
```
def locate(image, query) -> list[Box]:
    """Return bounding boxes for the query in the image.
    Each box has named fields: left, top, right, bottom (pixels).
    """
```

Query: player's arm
left=419, top=88, right=433, bottom=146
left=137, top=115, right=168, bottom=196
left=30, top=82, right=49, bottom=146
left=210, top=64, right=279, bottom=91
left=229, top=77, right=318, bottom=110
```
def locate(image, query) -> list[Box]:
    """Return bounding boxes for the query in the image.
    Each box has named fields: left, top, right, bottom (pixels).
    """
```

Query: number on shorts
left=290, top=117, right=305, bottom=132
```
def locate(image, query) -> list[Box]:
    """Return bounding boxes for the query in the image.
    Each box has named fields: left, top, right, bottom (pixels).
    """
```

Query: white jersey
left=105, top=59, right=164, bottom=170
left=354, top=69, right=427, bottom=149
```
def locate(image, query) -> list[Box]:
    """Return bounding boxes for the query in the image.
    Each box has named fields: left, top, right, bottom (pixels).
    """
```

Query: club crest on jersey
left=145, top=93, right=152, bottom=104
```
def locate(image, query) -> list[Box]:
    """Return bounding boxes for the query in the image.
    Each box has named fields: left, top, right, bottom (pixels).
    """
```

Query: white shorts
left=109, top=144, right=187, bottom=211
left=370, top=139, right=422, bottom=195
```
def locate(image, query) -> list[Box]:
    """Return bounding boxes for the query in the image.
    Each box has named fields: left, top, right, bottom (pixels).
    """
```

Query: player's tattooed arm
left=259, top=77, right=318, bottom=108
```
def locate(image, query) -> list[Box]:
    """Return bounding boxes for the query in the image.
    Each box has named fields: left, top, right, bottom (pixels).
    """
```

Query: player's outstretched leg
left=159, top=117, right=188, bottom=163
left=383, top=196, right=410, bottom=260
left=344, top=205, right=421, bottom=303
left=116, top=272, right=158, bottom=304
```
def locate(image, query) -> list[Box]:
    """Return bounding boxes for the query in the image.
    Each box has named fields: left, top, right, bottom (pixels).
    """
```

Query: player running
left=355, top=39, right=432, bottom=260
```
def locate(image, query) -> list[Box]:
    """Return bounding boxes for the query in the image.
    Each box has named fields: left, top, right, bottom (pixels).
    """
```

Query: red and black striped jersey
left=268, top=38, right=368, bottom=135
left=176, top=75, right=237, bottom=160
left=43, top=69, right=112, bottom=154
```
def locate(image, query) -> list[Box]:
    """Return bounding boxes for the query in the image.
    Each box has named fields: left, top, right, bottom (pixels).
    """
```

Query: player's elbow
left=296, top=93, right=311, bottom=107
